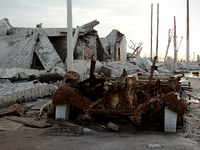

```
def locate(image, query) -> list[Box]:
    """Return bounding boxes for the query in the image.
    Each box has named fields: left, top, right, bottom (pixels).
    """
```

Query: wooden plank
left=3, top=116, right=52, bottom=128
left=0, top=104, right=33, bottom=117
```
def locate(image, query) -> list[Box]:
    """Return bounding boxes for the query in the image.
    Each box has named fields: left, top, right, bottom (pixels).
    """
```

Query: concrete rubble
left=0, top=18, right=199, bottom=133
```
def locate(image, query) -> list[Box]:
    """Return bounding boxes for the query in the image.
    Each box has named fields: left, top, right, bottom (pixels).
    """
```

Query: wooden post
left=150, top=4, right=153, bottom=61
left=186, top=0, right=190, bottom=72
left=156, top=3, right=159, bottom=60
left=174, top=16, right=177, bottom=72
left=65, top=0, right=73, bottom=71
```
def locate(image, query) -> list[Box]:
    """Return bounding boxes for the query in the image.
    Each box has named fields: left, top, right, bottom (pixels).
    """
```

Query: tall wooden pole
left=174, top=16, right=177, bottom=72
left=156, top=3, right=159, bottom=59
left=150, top=4, right=153, bottom=61
left=66, top=0, right=73, bottom=71
left=186, top=0, right=190, bottom=72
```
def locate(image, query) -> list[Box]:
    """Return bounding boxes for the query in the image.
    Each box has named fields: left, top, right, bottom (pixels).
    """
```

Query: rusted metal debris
left=52, top=58, right=189, bottom=128
left=52, top=86, right=91, bottom=113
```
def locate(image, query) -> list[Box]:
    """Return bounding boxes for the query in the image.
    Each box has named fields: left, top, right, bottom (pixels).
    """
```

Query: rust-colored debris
left=52, top=86, right=91, bottom=113
left=52, top=58, right=189, bottom=128
left=77, top=57, right=105, bottom=101
left=154, top=92, right=187, bottom=115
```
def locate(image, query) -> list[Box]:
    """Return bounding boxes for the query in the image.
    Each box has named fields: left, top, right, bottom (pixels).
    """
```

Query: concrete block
left=56, top=104, right=71, bottom=120
left=164, top=108, right=178, bottom=132
left=107, top=122, right=119, bottom=131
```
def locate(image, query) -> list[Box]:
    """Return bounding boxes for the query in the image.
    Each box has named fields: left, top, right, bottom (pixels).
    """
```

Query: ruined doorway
left=118, top=47, right=121, bottom=61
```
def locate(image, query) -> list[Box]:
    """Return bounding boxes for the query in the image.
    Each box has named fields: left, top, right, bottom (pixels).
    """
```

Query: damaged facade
left=0, top=18, right=126, bottom=71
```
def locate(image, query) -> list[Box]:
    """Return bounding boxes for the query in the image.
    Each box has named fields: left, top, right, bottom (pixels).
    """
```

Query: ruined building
left=0, top=18, right=127, bottom=71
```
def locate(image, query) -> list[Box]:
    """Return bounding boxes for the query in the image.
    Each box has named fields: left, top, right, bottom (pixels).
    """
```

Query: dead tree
left=128, top=40, right=143, bottom=58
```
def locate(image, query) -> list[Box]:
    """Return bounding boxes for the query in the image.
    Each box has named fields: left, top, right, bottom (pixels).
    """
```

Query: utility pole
left=57, top=0, right=73, bottom=121
left=65, top=0, right=73, bottom=71
left=156, top=3, right=159, bottom=60
left=150, top=4, right=153, bottom=61
left=186, top=0, right=190, bottom=72
left=174, top=16, right=177, bottom=72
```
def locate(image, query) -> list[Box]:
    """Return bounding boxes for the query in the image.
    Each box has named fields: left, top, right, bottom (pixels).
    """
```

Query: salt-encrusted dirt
left=0, top=77, right=200, bottom=150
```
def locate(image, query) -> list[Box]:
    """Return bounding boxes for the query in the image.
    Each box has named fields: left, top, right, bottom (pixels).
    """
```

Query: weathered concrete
left=164, top=108, right=178, bottom=132
left=8, top=27, right=87, bottom=37
left=0, top=18, right=13, bottom=28
left=100, top=30, right=127, bottom=62
left=189, top=62, right=200, bottom=70
left=80, top=20, right=99, bottom=35
left=55, top=104, right=71, bottom=120
left=0, top=28, right=7, bottom=36
left=73, top=59, right=108, bottom=77
left=0, top=68, right=66, bottom=83
left=100, top=62, right=147, bottom=77
left=141, top=58, right=159, bottom=75
left=0, top=82, right=50, bottom=107
left=35, top=30, right=66, bottom=71
left=1, top=32, right=38, bottom=69
left=167, top=57, right=175, bottom=71
left=0, top=68, right=39, bottom=79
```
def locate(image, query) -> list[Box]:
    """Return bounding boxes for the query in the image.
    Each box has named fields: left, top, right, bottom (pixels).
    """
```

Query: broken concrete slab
left=79, top=20, right=99, bottom=35
left=0, top=32, right=38, bottom=69
left=189, top=62, right=200, bottom=70
left=35, top=30, right=66, bottom=71
left=0, top=82, right=50, bottom=108
left=142, top=58, right=159, bottom=75
left=0, top=68, right=39, bottom=81
left=100, top=62, right=147, bottom=77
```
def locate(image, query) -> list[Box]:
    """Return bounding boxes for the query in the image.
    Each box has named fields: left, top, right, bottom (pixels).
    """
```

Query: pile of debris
left=0, top=18, right=193, bottom=132
left=50, top=57, right=188, bottom=130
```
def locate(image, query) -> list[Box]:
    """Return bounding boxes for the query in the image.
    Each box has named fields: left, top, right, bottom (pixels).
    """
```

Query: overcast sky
left=0, top=0, right=199, bottom=60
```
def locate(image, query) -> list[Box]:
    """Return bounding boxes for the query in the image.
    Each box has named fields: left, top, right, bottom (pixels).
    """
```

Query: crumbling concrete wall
left=100, top=29, right=127, bottom=62
left=0, top=21, right=127, bottom=71
left=0, top=18, right=13, bottom=28
left=2, top=32, right=38, bottom=69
